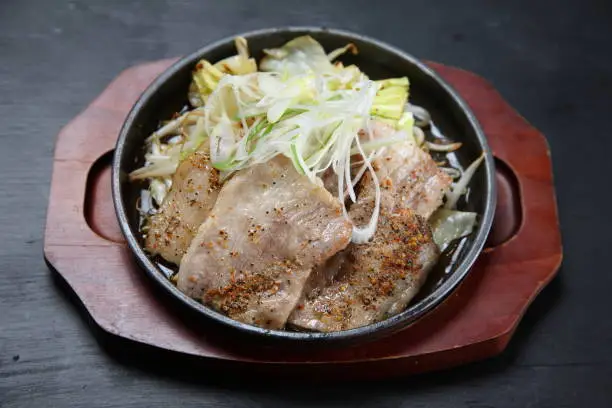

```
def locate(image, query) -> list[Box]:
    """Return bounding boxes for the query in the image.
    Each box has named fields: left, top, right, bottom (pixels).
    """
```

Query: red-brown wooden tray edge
left=43, top=59, right=563, bottom=379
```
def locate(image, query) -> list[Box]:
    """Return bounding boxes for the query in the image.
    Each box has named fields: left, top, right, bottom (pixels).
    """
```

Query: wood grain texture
left=43, top=58, right=562, bottom=377
left=3, top=0, right=612, bottom=407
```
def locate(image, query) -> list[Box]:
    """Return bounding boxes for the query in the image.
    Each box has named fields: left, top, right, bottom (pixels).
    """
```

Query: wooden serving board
left=44, top=59, right=562, bottom=378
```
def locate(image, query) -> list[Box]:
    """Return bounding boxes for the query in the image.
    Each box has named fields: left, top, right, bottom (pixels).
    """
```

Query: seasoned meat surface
left=289, top=123, right=446, bottom=331
left=298, top=251, right=348, bottom=302
left=144, top=147, right=221, bottom=265
left=177, top=157, right=352, bottom=329
left=288, top=208, right=438, bottom=332
left=364, top=122, right=452, bottom=219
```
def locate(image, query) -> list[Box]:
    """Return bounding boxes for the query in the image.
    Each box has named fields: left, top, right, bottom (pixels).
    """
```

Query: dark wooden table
left=2, top=1, right=611, bottom=407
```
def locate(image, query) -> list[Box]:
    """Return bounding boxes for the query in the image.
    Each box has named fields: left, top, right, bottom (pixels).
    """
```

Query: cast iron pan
left=112, top=27, right=496, bottom=346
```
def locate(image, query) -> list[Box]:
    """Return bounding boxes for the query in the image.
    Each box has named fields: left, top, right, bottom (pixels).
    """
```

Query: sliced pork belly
left=288, top=208, right=438, bottom=332
left=177, top=157, right=352, bottom=329
left=288, top=122, right=447, bottom=331
left=144, top=147, right=221, bottom=265
left=317, top=122, right=451, bottom=217
left=362, top=121, right=452, bottom=219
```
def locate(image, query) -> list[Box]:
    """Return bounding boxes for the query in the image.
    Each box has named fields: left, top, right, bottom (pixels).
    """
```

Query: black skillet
left=112, top=27, right=496, bottom=346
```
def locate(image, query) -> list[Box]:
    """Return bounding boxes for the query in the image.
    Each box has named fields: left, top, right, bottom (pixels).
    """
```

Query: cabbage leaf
left=371, top=77, right=409, bottom=122
left=260, top=35, right=335, bottom=75
left=190, top=37, right=257, bottom=105
left=429, top=209, right=478, bottom=252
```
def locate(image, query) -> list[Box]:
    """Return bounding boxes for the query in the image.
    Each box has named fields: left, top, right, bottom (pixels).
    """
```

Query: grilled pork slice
left=177, top=157, right=352, bottom=329
left=318, top=122, right=451, bottom=217
left=288, top=208, right=438, bottom=332
left=144, top=147, right=222, bottom=265
left=288, top=122, right=448, bottom=331
left=364, top=122, right=452, bottom=219
left=298, top=251, right=348, bottom=302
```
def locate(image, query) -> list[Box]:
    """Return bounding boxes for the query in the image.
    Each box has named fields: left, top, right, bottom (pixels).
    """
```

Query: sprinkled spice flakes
left=205, top=273, right=277, bottom=317
left=359, top=210, right=431, bottom=300
left=204, top=258, right=300, bottom=319
left=289, top=208, right=438, bottom=331
left=176, top=157, right=353, bottom=329
left=143, top=149, right=222, bottom=265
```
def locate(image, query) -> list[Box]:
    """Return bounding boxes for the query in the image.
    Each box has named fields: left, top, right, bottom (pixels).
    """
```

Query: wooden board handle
left=45, top=60, right=179, bottom=249
left=45, top=134, right=118, bottom=249
left=428, top=63, right=562, bottom=266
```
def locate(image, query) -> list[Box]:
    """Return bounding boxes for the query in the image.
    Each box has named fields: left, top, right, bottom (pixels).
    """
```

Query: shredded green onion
left=130, top=35, right=482, bottom=246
